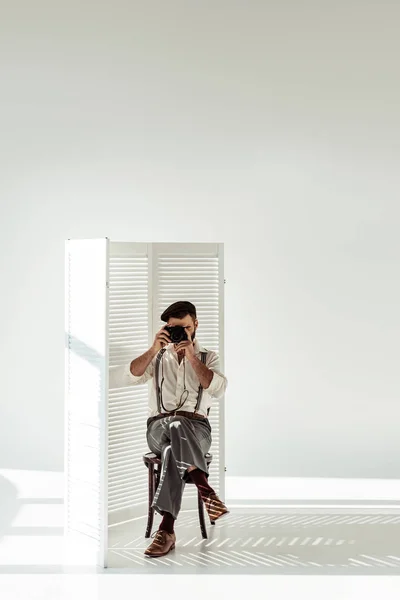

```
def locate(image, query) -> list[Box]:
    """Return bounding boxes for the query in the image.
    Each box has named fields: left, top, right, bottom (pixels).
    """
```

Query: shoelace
left=150, top=530, right=165, bottom=546
left=150, top=529, right=173, bottom=547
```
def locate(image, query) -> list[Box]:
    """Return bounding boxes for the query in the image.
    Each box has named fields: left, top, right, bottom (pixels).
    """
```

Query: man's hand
left=151, top=326, right=171, bottom=353
left=174, top=333, right=195, bottom=360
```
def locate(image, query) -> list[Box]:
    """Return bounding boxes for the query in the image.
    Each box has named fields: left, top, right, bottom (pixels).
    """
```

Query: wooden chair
left=143, top=452, right=215, bottom=539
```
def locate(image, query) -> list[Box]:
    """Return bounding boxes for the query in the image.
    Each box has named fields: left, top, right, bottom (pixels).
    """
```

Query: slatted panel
left=108, top=244, right=150, bottom=517
left=65, top=238, right=108, bottom=566
left=153, top=243, right=224, bottom=504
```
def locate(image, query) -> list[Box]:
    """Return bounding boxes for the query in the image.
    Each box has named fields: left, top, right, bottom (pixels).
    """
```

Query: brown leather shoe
left=204, top=493, right=230, bottom=523
left=144, top=529, right=176, bottom=558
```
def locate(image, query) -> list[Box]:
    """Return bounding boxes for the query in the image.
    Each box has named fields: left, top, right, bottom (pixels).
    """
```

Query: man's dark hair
left=167, top=309, right=196, bottom=323
left=160, top=300, right=197, bottom=323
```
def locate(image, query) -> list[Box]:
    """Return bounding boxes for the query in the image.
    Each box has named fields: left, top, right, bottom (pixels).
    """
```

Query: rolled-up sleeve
left=205, top=353, right=228, bottom=399
left=109, top=360, right=154, bottom=389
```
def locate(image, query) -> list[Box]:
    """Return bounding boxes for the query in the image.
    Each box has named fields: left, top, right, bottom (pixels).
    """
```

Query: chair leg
left=198, top=489, right=208, bottom=539
left=145, top=464, right=155, bottom=538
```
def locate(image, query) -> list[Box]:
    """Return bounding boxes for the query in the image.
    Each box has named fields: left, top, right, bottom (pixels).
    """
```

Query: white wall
left=1, top=1, right=399, bottom=481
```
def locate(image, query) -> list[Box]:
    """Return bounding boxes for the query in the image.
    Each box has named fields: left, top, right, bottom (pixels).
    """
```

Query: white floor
left=2, top=502, right=400, bottom=576
left=107, top=507, right=400, bottom=574
left=2, top=470, right=400, bottom=598
left=2, top=575, right=400, bottom=600
left=2, top=509, right=400, bottom=600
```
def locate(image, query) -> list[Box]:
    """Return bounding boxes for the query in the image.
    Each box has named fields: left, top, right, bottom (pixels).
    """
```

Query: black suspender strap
left=155, top=348, right=167, bottom=414
left=155, top=348, right=208, bottom=415
left=194, top=351, right=207, bottom=414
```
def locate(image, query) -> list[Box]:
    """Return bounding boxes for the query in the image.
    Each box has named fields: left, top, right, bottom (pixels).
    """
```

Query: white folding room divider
left=65, top=239, right=225, bottom=567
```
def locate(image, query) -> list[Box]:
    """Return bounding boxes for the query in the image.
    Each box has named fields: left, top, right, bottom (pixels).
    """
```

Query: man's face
left=167, top=314, right=198, bottom=347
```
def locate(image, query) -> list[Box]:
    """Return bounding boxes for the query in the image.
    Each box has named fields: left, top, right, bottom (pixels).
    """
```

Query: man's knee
left=168, top=416, right=189, bottom=429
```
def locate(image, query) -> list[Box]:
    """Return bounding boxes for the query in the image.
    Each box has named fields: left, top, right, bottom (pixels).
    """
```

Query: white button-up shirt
left=109, top=338, right=227, bottom=418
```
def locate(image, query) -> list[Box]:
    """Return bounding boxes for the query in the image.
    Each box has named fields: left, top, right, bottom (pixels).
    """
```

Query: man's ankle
left=159, top=527, right=175, bottom=535
left=187, top=468, right=215, bottom=499
left=159, top=511, right=175, bottom=534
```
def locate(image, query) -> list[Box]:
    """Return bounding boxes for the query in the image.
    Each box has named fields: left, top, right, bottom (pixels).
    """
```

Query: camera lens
left=169, top=326, right=186, bottom=343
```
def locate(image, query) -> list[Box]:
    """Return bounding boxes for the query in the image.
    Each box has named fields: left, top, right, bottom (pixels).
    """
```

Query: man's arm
left=127, top=326, right=171, bottom=382
left=187, top=352, right=228, bottom=397
left=187, top=354, right=214, bottom=389
left=109, top=327, right=171, bottom=389
left=109, top=347, right=157, bottom=389
left=109, top=354, right=155, bottom=389
left=130, top=347, right=158, bottom=377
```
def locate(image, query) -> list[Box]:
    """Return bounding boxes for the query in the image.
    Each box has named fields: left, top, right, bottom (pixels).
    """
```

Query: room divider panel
left=65, top=239, right=225, bottom=567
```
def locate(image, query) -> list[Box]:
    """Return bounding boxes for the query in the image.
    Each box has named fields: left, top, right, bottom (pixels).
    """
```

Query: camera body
left=165, top=325, right=189, bottom=344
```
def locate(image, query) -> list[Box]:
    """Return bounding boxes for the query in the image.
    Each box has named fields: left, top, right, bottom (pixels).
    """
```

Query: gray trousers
left=146, top=415, right=212, bottom=520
